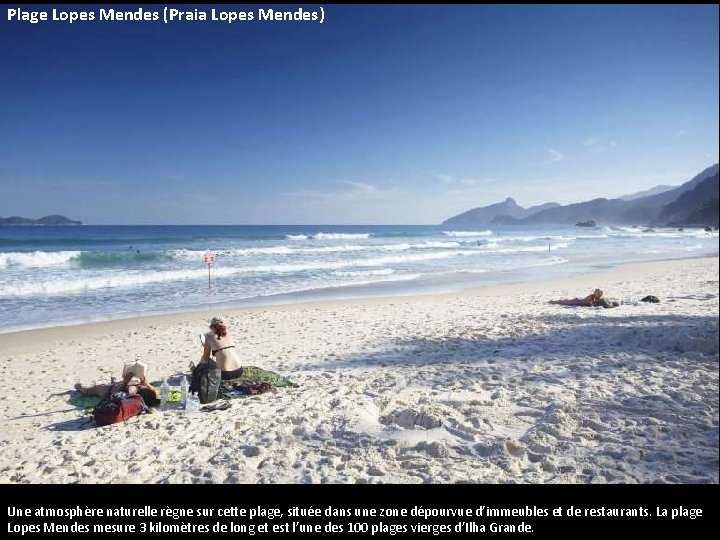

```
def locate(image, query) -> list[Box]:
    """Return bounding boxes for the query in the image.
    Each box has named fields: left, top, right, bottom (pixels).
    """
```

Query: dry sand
left=0, top=256, right=717, bottom=484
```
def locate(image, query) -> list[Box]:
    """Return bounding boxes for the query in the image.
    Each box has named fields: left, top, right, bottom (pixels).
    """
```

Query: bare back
left=204, top=331, right=242, bottom=372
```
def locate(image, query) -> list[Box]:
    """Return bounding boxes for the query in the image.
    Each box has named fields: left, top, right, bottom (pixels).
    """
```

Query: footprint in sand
left=380, top=408, right=443, bottom=429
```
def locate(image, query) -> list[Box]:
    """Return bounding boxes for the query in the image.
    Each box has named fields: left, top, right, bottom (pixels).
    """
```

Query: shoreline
left=1, top=254, right=716, bottom=346
left=0, top=255, right=717, bottom=484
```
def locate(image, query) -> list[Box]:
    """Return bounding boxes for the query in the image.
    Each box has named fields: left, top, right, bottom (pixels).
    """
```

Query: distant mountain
left=491, top=202, right=560, bottom=224
left=517, top=164, right=719, bottom=225
left=440, top=163, right=719, bottom=227
left=624, top=164, right=719, bottom=224
left=519, top=197, right=628, bottom=225
left=0, top=215, right=82, bottom=225
left=620, top=184, right=676, bottom=201
left=655, top=174, right=719, bottom=227
left=442, top=198, right=523, bottom=225
left=685, top=198, right=719, bottom=228
left=442, top=198, right=559, bottom=225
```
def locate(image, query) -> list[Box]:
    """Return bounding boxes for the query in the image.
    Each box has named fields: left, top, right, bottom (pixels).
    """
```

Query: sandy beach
left=0, top=256, right=717, bottom=484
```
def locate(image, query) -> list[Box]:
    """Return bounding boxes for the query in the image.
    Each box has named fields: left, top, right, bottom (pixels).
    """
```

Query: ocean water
left=0, top=224, right=717, bottom=332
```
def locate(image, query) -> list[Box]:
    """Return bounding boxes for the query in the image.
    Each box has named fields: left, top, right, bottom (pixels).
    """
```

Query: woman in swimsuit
left=200, top=316, right=242, bottom=379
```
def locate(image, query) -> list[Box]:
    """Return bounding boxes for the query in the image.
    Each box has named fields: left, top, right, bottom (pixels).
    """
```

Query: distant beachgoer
left=550, top=289, right=620, bottom=308
left=74, top=361, right=160, bottom=405
left=198, top=317, right=242, bottom=380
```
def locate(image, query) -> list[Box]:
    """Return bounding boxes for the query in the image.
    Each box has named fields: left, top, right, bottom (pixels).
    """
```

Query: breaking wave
left=0, top=251, right=81, bottom=268
left=442, top=230, right=492, bottom=237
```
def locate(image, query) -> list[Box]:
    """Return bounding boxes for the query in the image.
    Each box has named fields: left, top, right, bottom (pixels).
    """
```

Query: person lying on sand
left=196, top=316, right=243, bottom=380
left=74, top=361, right=160, bottom=405
left=549, top=288, right=620, bottom=308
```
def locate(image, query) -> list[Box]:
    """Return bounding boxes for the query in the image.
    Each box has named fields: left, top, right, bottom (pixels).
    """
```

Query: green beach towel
left=68, top=386, right=181, bottom=414
left=68, top=394, right=102, bottom=414
left=219, top=366, right=298, bottom=399
left=68, top=369, right=294, bottom=412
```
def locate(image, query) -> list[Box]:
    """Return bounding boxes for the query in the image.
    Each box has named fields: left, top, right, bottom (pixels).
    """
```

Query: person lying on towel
left=75, top=360, right=160, bottom=405
left=549, top=288, right=620, bottom=308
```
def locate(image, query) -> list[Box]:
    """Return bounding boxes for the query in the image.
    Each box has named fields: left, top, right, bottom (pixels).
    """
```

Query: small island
left=575, top=220, right=597, bottom=227
left=0, top=215, right=83, bottom=226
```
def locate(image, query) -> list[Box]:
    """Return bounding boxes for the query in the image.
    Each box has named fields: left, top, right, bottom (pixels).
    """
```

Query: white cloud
left=439, top=175, right=500, bottom=188
left=285, top=181, right=399, bottom=202
left=547, top=148, right=563, bottom=162
left=675, top=129, right=688, bottom=138
left=341, top=180, right=379, bottom=193
left=583, top=136, right=617, bottom=152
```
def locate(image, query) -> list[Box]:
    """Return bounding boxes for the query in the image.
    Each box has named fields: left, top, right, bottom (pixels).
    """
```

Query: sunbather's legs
left=550, top=298, right=586, bottom=306
left=74, top=383, right=112, bottom=397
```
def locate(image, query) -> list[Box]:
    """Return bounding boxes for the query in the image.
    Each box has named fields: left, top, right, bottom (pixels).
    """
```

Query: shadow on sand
left=297, top=310, right=718, bottom=482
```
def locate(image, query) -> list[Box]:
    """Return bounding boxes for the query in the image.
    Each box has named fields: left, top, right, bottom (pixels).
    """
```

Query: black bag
left=190, top=361, right=221, bottom=404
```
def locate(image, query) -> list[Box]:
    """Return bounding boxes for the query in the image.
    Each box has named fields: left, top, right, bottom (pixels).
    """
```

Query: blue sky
left=1, top=4, right=718, bottom=224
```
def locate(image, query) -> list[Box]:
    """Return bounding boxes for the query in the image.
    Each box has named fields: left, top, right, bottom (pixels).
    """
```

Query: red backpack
left=93, top=394, right=147, bottom=426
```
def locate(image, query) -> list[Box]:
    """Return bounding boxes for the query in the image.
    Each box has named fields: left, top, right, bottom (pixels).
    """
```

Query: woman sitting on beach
left=199, top=317, right=243, bottom=379
left=74, top=361, right=160, bottom=405
left=550, top=288, right=620, bottom=308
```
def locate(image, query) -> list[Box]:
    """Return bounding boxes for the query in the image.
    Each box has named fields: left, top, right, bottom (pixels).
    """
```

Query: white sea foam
left=239, top=251, right=464, bottom=275
left=258, top=272, right=422, bottom=298
left=0, top=251, right=464, bottom=298
left=606, top=227, right=718, bottom=240
left=0, top=267, right=236, bottom=297
left=295, top=243, right=412, bottom=253
left=456, top=255, right=568, bottom=274
left=169, top=247, right=296, bottom=259
left=530, top=255, right=569, bottom=267
left=312, top=232, right=371, bottom=240
left=480, top=242, right=570, bottom=254
left=333, top=268, right=395, bottom=277
left=169, top=241, right=466, bottom=259
left=494, top=235, right=571, bottom=243
left=286, top=232, right=372, bottom=240
left=344, top=273, right=421, bottom=285
left=0, top=251, right=82, bottom=268
left=442, top=230, right=492, bottom=237
left=415, top=241, right=462, bottom=249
